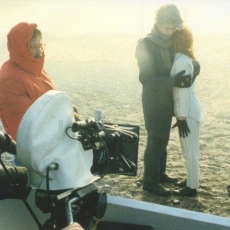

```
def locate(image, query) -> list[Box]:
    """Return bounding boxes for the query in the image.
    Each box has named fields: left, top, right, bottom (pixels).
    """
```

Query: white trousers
left=179, top=116, right=200, bottom=189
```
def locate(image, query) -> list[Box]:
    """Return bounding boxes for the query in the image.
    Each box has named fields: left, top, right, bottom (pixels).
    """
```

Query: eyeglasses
left=29, top=43, right=46, bottom=50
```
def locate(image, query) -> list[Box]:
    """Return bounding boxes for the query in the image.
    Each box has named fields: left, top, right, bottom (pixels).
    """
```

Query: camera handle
left=53, top=183, right=107, bottom=229
left=66, top=197, right=79, bottom=224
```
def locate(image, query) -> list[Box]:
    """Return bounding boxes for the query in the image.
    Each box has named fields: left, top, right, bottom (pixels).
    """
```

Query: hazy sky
left=0, top=0, right=229, bottom=66
left=0, top=0, right=230, bottom=36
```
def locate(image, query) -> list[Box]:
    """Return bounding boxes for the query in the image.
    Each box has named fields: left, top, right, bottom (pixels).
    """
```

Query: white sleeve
left=174, top=58, right=193, bottom=117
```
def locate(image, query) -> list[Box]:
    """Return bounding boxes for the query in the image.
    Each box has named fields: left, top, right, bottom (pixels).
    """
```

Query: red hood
left=7, top=22, right=44, bottom=75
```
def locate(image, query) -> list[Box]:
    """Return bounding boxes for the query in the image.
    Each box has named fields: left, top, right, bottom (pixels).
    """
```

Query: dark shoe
left=143, top=184, right=172, bottom=197
left=173, top=186, right=197, bottom=197
left=160, top=174, right=178, bottom=183
left=227, top=185, right=230, bottom=196
left=174, top=179, right=187, bottom=188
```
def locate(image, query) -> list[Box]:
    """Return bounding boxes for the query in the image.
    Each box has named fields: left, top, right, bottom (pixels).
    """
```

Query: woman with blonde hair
left=171, top=25, right=201, bottom=196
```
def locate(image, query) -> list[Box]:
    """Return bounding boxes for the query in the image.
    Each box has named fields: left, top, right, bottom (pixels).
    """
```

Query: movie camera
left=0, top=118, right=139, bottom=229
left=0, top=90, right=140, bottom=229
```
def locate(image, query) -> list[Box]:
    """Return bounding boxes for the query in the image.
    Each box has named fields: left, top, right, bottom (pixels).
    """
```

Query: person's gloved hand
left=193, top=60, right=200, bottom=83
left=172, top=119, right=190, bottom=138
left=174, top=70, right=192, bottom=88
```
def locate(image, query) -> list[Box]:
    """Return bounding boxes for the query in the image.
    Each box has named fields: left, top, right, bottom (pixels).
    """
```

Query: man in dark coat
left=135, top=4, right=194, bottom=196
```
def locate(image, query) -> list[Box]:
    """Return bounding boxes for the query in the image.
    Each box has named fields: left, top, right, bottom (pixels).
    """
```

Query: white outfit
left=171, top=53, right=201, bottom=189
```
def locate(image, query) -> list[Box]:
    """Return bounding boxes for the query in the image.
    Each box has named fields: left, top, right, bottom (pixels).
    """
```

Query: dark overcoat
left=135, top=37, right=174, bottom=138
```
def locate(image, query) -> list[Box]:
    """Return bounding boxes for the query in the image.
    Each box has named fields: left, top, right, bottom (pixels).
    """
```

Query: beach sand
left=2, top=30, right=230, bottom=221
left=64, top=32, right=230, bottom=219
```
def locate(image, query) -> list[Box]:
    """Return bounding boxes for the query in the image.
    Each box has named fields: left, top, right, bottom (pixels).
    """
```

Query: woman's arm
left=174, top=57, right=193, bottom=118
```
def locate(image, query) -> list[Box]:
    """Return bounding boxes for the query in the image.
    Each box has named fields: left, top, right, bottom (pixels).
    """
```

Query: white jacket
left=171, top=53, right=201, bottom=122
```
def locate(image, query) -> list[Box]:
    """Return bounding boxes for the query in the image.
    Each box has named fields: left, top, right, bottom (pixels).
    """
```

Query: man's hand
left=172, top=119, right=190, bottom=138
left=73, top=105, right=81, bottom=121
left=174, top=70, right=192, bottom=88
left=62, top=222, right=84, bottom=230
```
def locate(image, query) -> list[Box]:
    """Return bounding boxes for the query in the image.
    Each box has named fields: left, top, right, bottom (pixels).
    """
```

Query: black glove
left=174, top=70, right=192, bottom=88
left=193, top=60, right=200, bottom=83
left=172, top=119, right=190, bottom=138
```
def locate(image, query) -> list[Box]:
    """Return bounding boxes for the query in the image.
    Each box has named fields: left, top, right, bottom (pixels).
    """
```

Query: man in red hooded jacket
left=0, top=22, right=56, bottom=141
left=0, top=22, right=57, bottom=166
left=0, top=23, right=84, bottom=227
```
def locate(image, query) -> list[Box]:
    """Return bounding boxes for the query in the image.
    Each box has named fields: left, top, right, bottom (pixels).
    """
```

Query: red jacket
left=0, top=22, right=56, bottom=140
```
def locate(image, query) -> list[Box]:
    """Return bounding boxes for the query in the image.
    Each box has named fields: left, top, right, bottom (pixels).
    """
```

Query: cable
left=46, top=163, right=59, bottom=211
left=65, top=127, right=78, bottom=140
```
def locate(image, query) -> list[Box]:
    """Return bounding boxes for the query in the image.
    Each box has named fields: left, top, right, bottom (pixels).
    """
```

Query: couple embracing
left=135, top=3, right=201, bottom=197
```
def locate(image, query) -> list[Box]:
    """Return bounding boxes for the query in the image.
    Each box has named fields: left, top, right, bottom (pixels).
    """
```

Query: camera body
left=0, top=90, right=140, bottom=229
left=71, top=119, right=139, bottom=177
left=34, top=118, right=139, bottom=229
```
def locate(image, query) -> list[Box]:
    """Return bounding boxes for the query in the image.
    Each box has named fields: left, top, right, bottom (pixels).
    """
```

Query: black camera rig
left=68, top=119, right=139, bottom=177
left=0, top=119, right=140, bottom=229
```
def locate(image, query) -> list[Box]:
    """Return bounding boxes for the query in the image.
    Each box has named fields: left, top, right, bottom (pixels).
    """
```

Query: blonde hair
left=171, top=25, right=195, bottom=61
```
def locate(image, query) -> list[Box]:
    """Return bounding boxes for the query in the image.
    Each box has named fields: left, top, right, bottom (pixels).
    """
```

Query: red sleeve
left=0, top=78, right=33, bottom=140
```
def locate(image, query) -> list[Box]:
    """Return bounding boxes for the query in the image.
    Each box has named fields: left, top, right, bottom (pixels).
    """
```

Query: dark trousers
left=143, top=131, right=169, bottom=187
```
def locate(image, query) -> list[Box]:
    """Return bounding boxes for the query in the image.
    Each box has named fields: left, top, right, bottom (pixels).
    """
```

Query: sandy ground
left=68, top=33, right=230, bottom=219
left=2, top=32, right=230, bottom=221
